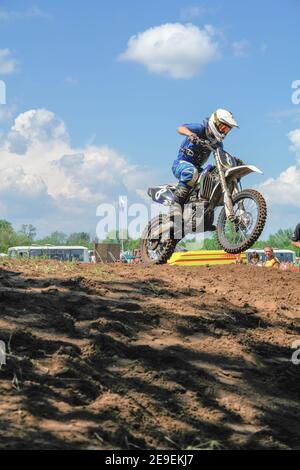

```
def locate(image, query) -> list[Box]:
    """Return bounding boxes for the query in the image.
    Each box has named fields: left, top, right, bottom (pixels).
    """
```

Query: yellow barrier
left=168, top=250, right=247, bottom=266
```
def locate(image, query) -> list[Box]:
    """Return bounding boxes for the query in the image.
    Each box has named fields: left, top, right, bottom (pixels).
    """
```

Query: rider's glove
left=188, top=133, right=201, bottom=144
left=234, top=157, right=245, bottom=166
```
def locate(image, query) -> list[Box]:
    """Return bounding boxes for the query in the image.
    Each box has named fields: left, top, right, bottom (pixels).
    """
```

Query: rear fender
left=148, top=185, right=176, bottom=206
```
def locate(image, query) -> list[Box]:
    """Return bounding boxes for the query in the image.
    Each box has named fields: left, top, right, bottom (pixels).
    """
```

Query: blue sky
left=0, top=0, right=300, bottom=237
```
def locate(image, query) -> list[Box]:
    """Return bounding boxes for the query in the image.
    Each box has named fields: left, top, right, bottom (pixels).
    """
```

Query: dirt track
left=0, top=259, right=299, bottom=450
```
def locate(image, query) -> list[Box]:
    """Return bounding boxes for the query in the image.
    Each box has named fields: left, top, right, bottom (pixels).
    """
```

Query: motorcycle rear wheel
left=140, top=214, right=178, bottom=265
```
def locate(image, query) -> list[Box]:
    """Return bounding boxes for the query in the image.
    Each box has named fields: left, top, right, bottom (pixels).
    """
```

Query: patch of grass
left=185, top=440, right=224, bottom=451
left=93, top=266, right=104, bottom=275
left=11, top=372, right=22, bottom=392
left=144, top=281, right=161, bottom=296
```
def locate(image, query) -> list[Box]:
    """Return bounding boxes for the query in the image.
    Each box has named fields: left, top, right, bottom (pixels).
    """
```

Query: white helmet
left=208, top=109, right=239, bottom=142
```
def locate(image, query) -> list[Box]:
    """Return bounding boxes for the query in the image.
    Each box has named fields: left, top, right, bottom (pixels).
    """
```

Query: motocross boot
left=170, top=184, right=190, bottom=238
left=204, top=213, right=216, bottom=232
left=173, top=183, right=190, bottom=207
left=205, top=222, right=216, bottom=232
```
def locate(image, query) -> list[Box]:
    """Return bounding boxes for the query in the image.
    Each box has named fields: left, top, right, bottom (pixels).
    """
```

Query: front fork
left=215, top=149, right=235, bottom=221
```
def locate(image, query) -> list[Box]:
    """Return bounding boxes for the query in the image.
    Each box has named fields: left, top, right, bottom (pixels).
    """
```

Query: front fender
left=225, top=165, right=263, bottom=179
left=208, top=165, right=263, bottom=208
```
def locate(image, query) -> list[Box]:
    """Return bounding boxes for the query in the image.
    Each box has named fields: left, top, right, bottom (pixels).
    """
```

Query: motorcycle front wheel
left=217, top=189, right=267, bottom=254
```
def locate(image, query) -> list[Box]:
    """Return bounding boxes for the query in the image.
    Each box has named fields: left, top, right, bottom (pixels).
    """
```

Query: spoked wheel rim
left=146, top=238, right=165, bottom=261
left=223, top=198, right=259, bottom=247
left=217, top=189, right=267, bottom=254
left=144, top=214, right=172, bottom=261
left=140, top=214, right=179, bottom=264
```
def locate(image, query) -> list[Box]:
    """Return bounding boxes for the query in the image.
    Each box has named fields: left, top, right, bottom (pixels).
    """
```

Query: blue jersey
left=176, top=120, right=223, bottom=169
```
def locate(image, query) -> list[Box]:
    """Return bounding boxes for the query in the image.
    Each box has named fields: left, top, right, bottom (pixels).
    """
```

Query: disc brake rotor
left=237, top=211, right=253, bottom=230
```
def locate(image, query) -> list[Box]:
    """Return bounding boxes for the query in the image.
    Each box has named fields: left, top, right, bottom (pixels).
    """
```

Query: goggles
left=214, top=112, right=232, bottom=135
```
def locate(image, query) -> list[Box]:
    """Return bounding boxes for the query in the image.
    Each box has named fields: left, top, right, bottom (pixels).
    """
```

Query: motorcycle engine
left=198, top=167, right=219, bottom=200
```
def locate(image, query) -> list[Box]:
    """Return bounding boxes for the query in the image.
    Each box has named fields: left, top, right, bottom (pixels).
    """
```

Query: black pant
left=292, top=223, right=300, bottom=242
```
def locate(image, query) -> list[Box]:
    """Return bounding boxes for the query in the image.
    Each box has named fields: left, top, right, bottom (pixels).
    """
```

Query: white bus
left=7, top=245, right=90, bottom=262
left=246, top=249, right=296, bottom=264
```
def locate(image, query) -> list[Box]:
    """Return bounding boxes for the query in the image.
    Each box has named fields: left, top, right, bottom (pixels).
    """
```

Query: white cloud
left=180, top=5, right=217, bottom=20
left=10, top=108, right=69, bottom=146
left=0, top=166, right=53, bottom=218
left=0, top=49, right=18, bottom=75
left=0, top=166, right=47, bottom=198
left=267, top=108, right=300, bottom=124
left=0, top=108, right=157, bottom=234
left=0, top=103, right=17, bottom=123
left=53, top=147, right=133, bottom=203
left=119, top=23, right=220, bottom=79
left=259, top=165, right=300, bottom=208
left=288, top=128, right=300, bottom=153
left=4, top=109, right=68, bottom=156
left=0, top=7, right=50, bottom=21
left=260, top=43, right=268, bottom=54
left=65, top=76, right=79, bottom=85
left=258, top=128, right=300, bottom=209
left=232, top=40, right=249, bottom=58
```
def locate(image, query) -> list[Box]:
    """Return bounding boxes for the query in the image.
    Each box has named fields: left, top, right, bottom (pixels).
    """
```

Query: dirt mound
left=0, top=259, right=299, bottom=450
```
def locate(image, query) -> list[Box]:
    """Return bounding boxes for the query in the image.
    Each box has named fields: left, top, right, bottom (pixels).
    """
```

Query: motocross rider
left=172, top=109, right=239, bottom=230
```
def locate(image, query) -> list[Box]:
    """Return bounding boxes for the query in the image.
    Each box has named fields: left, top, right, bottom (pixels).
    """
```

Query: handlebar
left=188, top=135, right=243, bottom=165
left=182, top=135, right=219, bottom=154
left=195, top=137, right=217, bottom=152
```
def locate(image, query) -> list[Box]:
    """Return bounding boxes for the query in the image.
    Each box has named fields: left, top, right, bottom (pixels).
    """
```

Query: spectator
left=279, top=261, right=290, bottom=271
left=235, top=253, right=244, bottom=264
left=291, top=223, right=300, bottom=249
left=249, top=251, right=261, bottom=266
left=263, top=246, right=280, bottom=268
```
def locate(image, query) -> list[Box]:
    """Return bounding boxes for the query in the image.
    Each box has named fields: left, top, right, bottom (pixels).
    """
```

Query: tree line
left=0, top=219, right=298, bottom=255
left=0, top=219, right=95, bottom=253
left=0, top=221, right=139, bottom=253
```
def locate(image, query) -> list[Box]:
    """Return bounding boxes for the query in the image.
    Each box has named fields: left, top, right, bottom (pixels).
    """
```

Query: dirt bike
left=140, top=138, right=267, bottom=264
